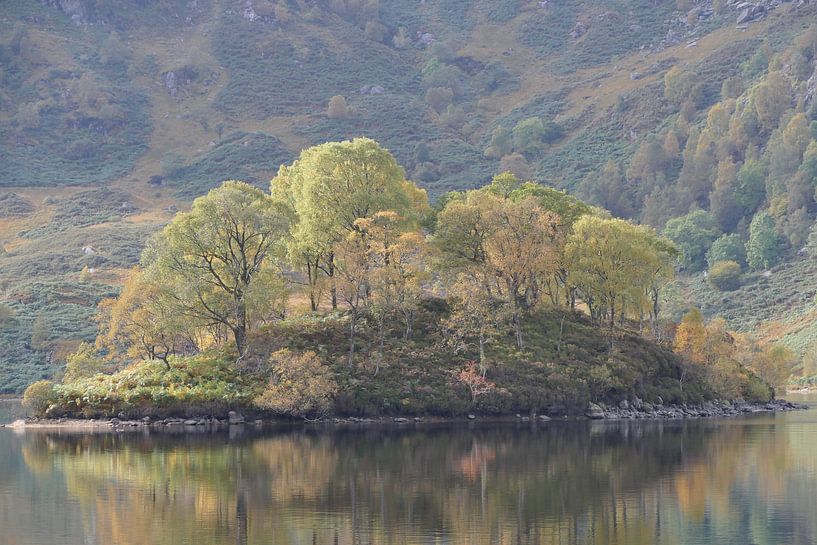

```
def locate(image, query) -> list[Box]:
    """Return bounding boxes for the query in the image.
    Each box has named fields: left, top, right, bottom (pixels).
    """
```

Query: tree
left=327, top=95, right=351, bottom=119
left=366, top=211, right=427, bottom=343
left=663, top=210, right=720, bottom=271
left=748, top=344, right=796, bottom=392
left=142, top=181, right=290, bottom=357
left=483, top=196, right=559, bottom=348
left=674, top=308, right=707, bottom=365
left=22, top=380, right=56, bottom=416
left=566, top=216, right=673, bottom=343
left=255, top=349, right=337, bottom=419
left=733, top=160, right=766, bottom=216
left=752, top=71, right=792, bottom=131
left=484, top=126, right=513, bottom=159
left=512, top=117, right=545, bottom=155
left=95, top=267, right=197, bottom=366
left=707, top=234, right=747, bottom=269
left=444, top=273, right=507, bottom=375
left=664, top=66, right=704, bottom=108
left=746, top=210, right=783, bottom=270
left=594, top=160, right=635, bottom=218
left=63, top=343, right=105, bottom=383
left=271, top=138, right=428, bottom=310
left=425, top=87, right=454, bottom=113
left=626, top=135, right=666, bottom=192
left=434, top=182, right=563, bottom=348
left=454, top=361, right=496, bottom=407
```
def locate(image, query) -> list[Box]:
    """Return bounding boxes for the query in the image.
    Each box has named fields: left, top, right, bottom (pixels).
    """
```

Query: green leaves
left=142, top=181, right=290, bottom=355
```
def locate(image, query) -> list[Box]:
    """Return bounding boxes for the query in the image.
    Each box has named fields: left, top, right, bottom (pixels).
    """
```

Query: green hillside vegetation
left=4, top=0, right=817, bottom=393
left=24, top=140, right=778, bottom=419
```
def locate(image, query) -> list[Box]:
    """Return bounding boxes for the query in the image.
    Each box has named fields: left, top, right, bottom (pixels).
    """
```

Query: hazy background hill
left=2, top=0, right=817, bottom=392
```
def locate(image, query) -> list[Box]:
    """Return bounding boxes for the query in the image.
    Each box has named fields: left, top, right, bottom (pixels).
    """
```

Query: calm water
left=1, top=397, right=816, bottom=545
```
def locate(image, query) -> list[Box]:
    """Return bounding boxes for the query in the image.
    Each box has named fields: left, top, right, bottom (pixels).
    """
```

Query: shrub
left=23, top=380, right=56, bottom=416
left=255, top=349, right=338, bottom=419
left=707, top=260, right=742, bottom=291
left=327, top=95, right=351, bottom=119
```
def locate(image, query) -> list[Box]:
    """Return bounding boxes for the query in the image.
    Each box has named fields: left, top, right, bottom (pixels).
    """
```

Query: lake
left=1, top=397, right=816, bottom=545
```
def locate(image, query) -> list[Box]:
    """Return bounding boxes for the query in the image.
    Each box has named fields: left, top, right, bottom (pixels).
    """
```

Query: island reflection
left=2, top=415, right=816, bottom=545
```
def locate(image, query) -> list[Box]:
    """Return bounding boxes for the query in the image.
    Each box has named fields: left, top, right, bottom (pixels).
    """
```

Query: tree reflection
left=1, top=414, right=816, bottom=544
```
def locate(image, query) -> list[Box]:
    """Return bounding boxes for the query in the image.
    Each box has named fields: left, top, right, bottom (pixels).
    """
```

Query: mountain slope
left=1, top=0, right=816, bottom=391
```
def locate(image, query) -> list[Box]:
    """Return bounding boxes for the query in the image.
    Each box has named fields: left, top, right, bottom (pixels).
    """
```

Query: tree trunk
left=348, top=309, right=357, bottom=367
left=307, top=259, right=318, bottom=312
left=328, top=253, right=338, bottom=310
left=608, top=299, right=615, bottom=352
left=233, top=324, right=248, bottom=358
left=478, top=331, right=487, bottom=378
left=403, top=309, right=414, bottom=340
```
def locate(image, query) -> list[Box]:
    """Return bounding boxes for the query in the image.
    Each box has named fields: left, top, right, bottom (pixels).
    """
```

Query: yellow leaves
left=566, top=216, right=674, bottom=323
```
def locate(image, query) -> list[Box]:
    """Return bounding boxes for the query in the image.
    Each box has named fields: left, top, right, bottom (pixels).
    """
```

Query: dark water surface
left=1, top=397, right=816, bottom=545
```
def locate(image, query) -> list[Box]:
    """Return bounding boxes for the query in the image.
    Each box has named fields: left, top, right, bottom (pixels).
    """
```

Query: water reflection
left=2, top=412, right=817, bottom=545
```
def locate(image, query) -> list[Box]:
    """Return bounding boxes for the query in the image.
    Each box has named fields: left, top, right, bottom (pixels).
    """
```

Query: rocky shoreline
left=1, top=399, right=808, bottom=432
left=582, top=397, right=805, bottom=420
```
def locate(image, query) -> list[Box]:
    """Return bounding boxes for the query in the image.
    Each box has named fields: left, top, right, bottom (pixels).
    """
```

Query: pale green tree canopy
left=142, top=181, right=290, bottom=356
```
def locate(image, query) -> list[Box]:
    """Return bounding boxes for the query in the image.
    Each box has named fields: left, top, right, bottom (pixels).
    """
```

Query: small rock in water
left=228, top=411, right=245, bottom=425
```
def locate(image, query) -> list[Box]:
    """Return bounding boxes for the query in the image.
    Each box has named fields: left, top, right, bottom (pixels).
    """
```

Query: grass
left=165, top=132, right=294, bottom=198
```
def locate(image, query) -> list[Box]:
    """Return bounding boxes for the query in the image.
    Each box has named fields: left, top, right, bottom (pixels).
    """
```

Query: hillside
left=2, top=0, right=817, bottom=391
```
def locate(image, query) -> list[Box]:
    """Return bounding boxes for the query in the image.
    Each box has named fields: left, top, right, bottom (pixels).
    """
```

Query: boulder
left=737, top=7, right=753, bottom=23
left=228, top=411, right=245, bottom=425
left=585, top=402, right=605, bottom=419
left=618, top=399, right=630, bottom=410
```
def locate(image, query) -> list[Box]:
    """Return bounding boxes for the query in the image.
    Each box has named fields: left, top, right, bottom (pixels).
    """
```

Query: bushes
left=22, top=380, right=56, bottom=415
left=255, top=349, right=337, bottom=418
left=41, top=350, right=256, bottom=418
left=707, top=260, right=742, bottom=291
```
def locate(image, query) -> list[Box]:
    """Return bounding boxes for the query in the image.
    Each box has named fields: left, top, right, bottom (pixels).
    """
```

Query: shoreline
left=2, top=399, right=807, bottom=433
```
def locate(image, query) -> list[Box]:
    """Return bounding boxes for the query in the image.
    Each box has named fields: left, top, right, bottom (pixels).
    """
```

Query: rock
left=538, top=415, right=552, bottom=422
left=569, top=21, right=588, bottom=39
left=414, top=417, right=423, bottom=422
left=737, top=7, right=753, bottom=23
left=416, top=32, right=435, bottom=46
left=393, top=417, right=409, bottom=423
left=467, top=414, right=476, bottom=420
left=141, top=416, right=151, bottom=423
left=227, top=411, right=245, bottom=425
left=184, top=419, right=197, bottom=425
left=585, top=403, right=605, bottom=419
left=164, top=71, right=178, bottom=97
left=43, top=0, right=88, bottom=24
left=618, top=400, right=630, bottom=410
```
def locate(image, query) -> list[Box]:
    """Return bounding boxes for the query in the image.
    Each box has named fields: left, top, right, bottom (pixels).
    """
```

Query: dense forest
left=1, top=0, right=817, bottom=401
